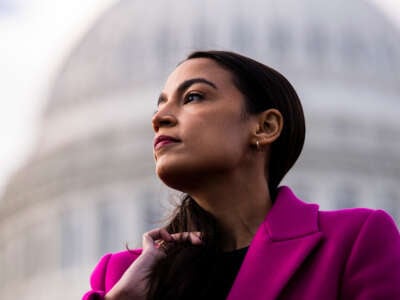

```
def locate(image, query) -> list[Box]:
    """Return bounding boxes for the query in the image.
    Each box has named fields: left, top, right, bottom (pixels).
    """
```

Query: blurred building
left=0, top=0, right=399, bottom=299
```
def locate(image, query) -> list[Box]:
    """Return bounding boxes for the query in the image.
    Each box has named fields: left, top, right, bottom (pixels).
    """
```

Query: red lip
left=153, top=135, right=180, bottom=150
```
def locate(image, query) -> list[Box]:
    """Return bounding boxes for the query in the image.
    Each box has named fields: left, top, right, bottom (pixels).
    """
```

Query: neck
left=188, top=171, right=272, bottom=252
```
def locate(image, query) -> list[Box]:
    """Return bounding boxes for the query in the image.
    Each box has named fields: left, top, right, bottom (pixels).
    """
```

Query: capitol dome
left=1, top=0, right=399, bottom=299
left=46, top=0, right=400, bottom=115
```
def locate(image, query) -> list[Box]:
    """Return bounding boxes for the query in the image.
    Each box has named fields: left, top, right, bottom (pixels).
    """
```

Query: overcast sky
left=0, top=0, right=399, bottom=197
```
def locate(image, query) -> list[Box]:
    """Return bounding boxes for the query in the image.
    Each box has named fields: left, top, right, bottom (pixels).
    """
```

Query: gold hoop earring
left=256, top=140, right=260, bottom=151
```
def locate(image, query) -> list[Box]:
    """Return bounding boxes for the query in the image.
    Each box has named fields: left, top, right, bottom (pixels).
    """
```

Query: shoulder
left=318, top=208, right=399, bottom=244
left=88, top=249, right=142, bottom=295
left=319, top=207, right=398, bottom=233
left=102, top=248, right=142, bottom=271
left=320, top=209, right=400, bottom=298
left=316, top=208, right=400, bottom=298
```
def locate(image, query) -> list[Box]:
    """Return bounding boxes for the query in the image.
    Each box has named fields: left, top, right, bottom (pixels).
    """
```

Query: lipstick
left=154, top=135, right=180, bottom=150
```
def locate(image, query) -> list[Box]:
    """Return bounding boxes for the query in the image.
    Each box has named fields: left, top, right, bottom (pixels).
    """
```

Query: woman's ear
left=252, top=109, right=283, bottom=148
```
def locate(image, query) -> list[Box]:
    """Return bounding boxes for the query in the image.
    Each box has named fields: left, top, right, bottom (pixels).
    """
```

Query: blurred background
left=0, top=0, right=399, bottom=299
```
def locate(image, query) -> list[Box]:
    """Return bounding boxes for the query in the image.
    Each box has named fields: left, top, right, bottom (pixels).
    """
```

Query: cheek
left=188, top=116, right=249, bottom=160
left=154, top=112, right=251, bottom=188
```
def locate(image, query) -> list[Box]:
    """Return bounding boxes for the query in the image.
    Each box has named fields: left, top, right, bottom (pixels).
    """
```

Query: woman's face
left=152, top=58, right=256, bottom=191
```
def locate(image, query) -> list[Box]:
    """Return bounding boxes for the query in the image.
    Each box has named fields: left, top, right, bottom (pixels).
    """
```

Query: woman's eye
left=184, top=92, right=203, bottom=104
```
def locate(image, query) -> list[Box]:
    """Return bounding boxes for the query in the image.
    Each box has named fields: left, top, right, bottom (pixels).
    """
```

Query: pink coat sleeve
left=82, top=250, right=141, bottom=300
left=82, top=253, right=112, bottom=300
left=341, top=210, right=400, bottom=299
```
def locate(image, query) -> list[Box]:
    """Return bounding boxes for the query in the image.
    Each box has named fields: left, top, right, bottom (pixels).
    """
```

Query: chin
left=155, top=159, right=211, bottom=192
left=156, top=163, right=190, bottom=192
left=156, top=158, right=231, bottom=193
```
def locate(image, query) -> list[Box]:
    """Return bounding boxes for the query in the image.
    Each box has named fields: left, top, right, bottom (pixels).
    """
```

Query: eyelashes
left=154, top=91, right=205, bottom=113
left=183, top=92, right=204, bottom=104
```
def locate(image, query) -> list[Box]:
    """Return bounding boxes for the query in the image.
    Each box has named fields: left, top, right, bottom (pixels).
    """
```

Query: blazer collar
left=227, top=186, right=323, bottom=300
left=265, top=186, right=320, bottom=240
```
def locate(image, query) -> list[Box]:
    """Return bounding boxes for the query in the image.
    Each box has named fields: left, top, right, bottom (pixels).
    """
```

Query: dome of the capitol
left=45, top=0, right=400, bottom=117
left=0, top=0, right=399, bottom=299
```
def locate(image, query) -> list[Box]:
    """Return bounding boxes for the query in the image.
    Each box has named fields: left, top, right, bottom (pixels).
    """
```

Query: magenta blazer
left=83, top=186, right=400, bottom=299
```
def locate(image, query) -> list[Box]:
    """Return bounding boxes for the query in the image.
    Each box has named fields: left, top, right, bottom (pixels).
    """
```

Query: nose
left=152, top=110, right=178, bottom=132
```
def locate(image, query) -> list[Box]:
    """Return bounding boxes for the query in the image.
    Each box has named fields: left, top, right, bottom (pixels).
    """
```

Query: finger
left=142, top=231, right=157, bottom=250
left=159, top=228, right=174, bottom=242
left=142, top=228, right=173, bottom=250
left=145, top=228, right=173, bottom=241
left=188, top=234, right=202, bottom=245
left=170, top=232, right=203, bottom=245
left=192, top=231, right=202, bottom=239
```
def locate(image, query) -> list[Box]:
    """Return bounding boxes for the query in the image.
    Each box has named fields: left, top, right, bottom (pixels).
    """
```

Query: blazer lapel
left=227, top=186, right=323, bottom=300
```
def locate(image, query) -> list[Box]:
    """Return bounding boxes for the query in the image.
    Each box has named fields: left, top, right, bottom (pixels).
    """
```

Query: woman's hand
left=104, top=228, right=201, bottom=300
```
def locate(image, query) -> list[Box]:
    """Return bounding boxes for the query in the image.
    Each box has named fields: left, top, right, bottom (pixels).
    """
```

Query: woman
left=83, top=51, right=400, bottom=300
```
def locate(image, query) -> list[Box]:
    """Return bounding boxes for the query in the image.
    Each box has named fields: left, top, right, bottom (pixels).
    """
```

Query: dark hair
left=146, top=50, right=305, bottom=299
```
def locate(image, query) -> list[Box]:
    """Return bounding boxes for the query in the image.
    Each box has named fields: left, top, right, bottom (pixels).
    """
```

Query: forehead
left=163, top=58, right=234, bottom=92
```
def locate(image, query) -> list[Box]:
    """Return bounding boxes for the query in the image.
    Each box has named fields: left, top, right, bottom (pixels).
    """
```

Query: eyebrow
left=157, top=77, right=218, bottom=106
